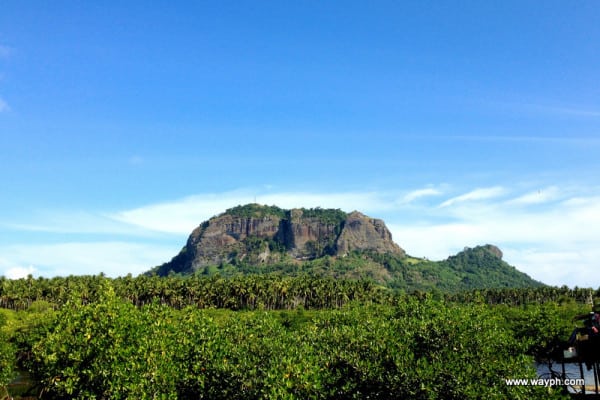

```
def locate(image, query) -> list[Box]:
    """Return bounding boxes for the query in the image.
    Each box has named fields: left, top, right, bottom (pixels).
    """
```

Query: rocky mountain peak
left=156, top=204, right=404, bottom=275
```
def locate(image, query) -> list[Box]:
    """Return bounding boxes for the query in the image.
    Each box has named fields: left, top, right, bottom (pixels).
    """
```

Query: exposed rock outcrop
left=336, top=211, right=404, bottom=256
left=156, top=204, right=405, bottom=274
left=186, top=212, right=283, bottom=268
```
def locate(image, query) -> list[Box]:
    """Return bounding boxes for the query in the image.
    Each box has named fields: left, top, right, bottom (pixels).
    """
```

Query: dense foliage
left=297, top=207, right=347, bottom=226
left=225, top=204, right=287, bottom=219
left=0, top=275, right=595, bottom=398
left=0, top=312, right=15, bottom=390
left=8, top=295, right=575, bottom=398
left=223, top=204, right=347, bottom=226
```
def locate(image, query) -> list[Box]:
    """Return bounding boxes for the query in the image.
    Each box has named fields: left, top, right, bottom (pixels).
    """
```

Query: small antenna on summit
left=254, top=195, right=257, bottom=204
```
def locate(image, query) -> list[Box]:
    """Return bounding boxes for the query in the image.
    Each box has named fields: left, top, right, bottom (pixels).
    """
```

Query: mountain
left=153, top=204, right=403, bottom=273
left=149, top=204, right=544, bottom=291
left=394, top=244, right=545, bottom=291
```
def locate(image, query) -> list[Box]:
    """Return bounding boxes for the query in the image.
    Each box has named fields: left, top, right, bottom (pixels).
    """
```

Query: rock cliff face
left=336, top=211, right=404, bottom=255
left=185, top=212, right=284, bottom=267
left=157, top=204, right=405, bottom=274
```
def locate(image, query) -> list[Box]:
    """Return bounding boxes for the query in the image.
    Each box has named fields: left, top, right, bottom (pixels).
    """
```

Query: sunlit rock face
left=156, top=204, right=404, bottom=274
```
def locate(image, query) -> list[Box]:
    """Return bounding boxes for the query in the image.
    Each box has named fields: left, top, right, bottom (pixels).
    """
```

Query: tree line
left=0, top=274, right=388, bottom=311
left=1, top=274, right=597, bottom=312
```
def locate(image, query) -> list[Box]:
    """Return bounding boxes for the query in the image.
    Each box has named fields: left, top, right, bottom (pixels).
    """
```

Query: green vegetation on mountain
left=225, top=203, right=287, bottom=219
left=224, top=204, right=347, bottom=226
left=154, top=246, right=542, bottom=292
left=295, top=206, right=347, bottom=226
left=370, top=245, right=543, bottom=291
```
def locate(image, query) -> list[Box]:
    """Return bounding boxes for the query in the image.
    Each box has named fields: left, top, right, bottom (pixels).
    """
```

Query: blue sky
left=0, top=1, right=598, bottom=286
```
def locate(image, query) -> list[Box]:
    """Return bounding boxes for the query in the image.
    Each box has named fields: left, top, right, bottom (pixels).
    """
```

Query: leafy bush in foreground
left=27, top=290, right=563, bottom=399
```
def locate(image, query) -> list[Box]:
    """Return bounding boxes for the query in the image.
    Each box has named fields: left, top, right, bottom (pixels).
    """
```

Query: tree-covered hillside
left=152, top=246, right=543, bottom=292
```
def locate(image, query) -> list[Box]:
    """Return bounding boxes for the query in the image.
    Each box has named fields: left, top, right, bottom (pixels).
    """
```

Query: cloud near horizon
left=111, top=189, right=395, bottom=235
left=1, top=185, right=599, bottom=287
left=506, top=186, right=561, bottom=205
left=4, top=265, right=37, bottom=280
left=439, top=186, right=507, bottom=208
left=399, top=188, right=443, bottom=204
left=391, top=187, right=600, bottom=286
left=0, top=242, right=176, bottom=278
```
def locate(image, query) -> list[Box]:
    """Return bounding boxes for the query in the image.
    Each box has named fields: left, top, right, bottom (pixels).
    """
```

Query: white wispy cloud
left=3, top=210, right=160, bottom=237
left=0, top=242, right=177, bottom=278
left=400, top=188, right=442, bottom=204
left=4, top=190, right=393, bottom=237
left=439, top=186, right=507, bottom=208
left=112, top=189, right=393, bottom=234
left=503, top=248, right=600, bottom=288
left=506, top=186, right=561, bottom=205
left=528, top=103, right=600, bottom=118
